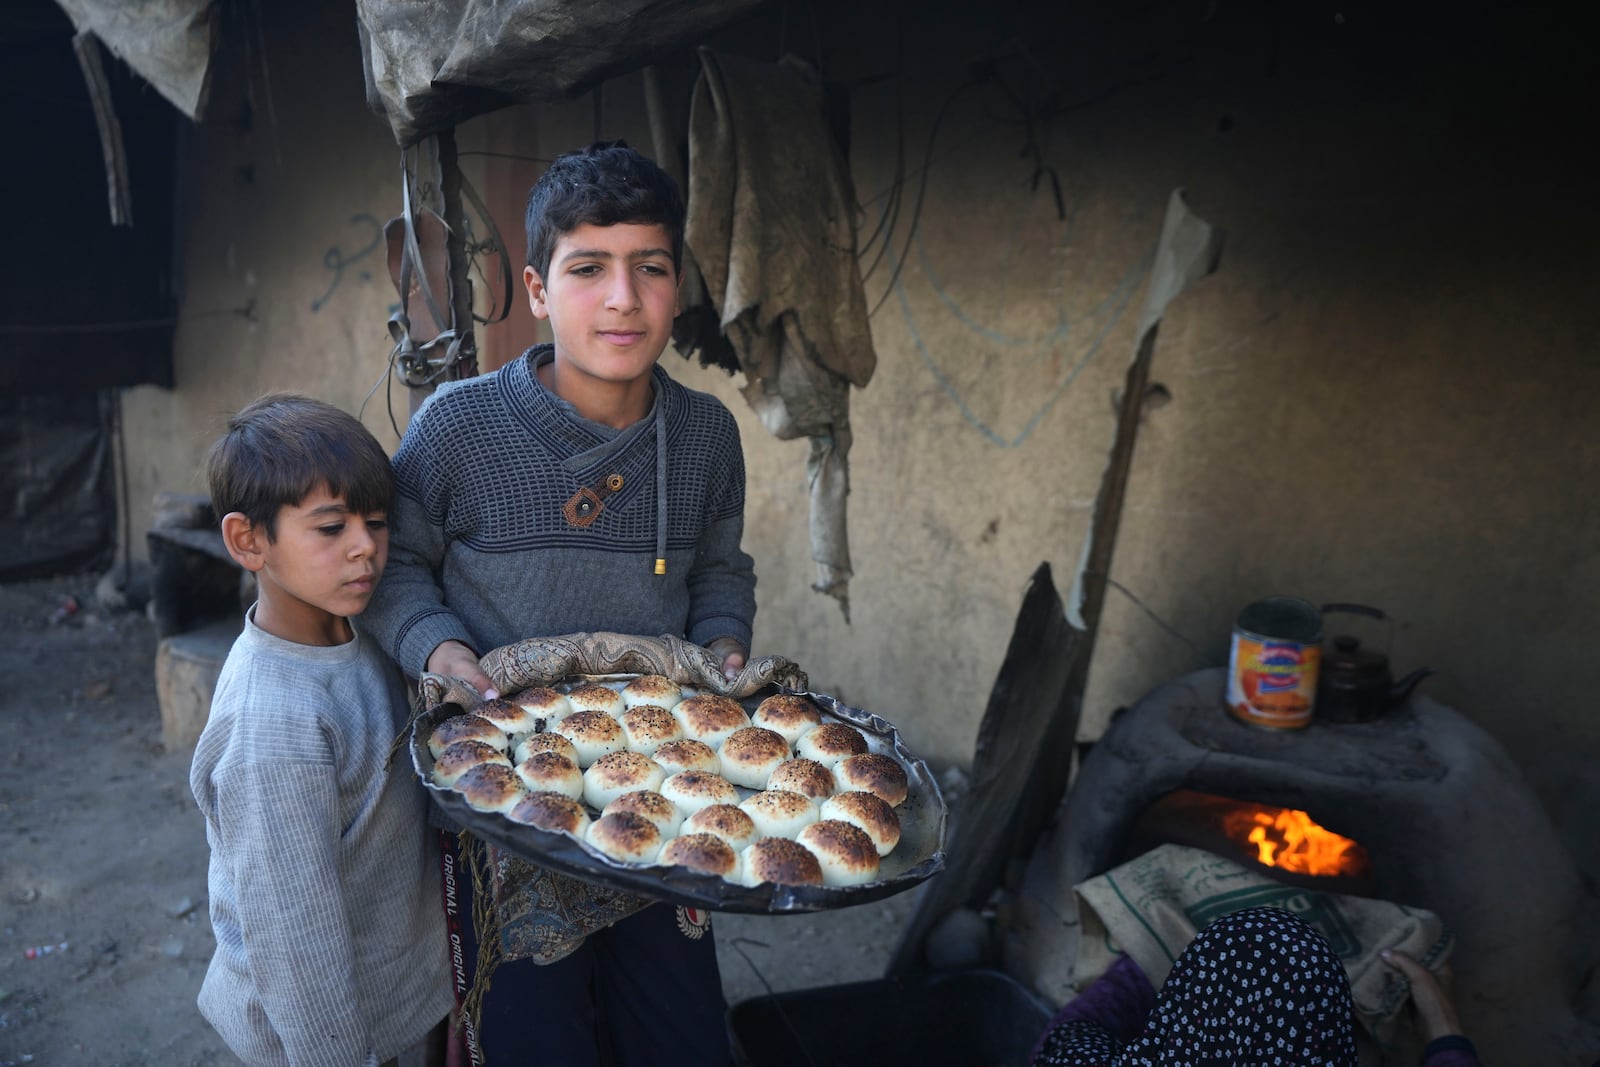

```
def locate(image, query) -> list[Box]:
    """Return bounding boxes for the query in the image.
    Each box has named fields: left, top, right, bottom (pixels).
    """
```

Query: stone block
left=156, top=619, right=239, bottom=751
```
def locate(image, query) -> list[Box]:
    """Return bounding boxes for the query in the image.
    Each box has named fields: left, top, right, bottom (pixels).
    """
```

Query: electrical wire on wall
left=860, top=76, right=976, bottom=319
left=234, top=0, right=283, bottom=169
left=852, top=22, right=1076, bottom=318
left=850, top=0, right=1229, bottom=321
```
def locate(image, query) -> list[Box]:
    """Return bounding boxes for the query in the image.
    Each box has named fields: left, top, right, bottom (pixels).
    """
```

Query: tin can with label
left=1226, top=596, right=1322, bottom=730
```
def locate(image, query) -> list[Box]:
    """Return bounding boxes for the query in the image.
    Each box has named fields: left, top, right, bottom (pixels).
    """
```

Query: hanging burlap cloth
left=412, top=632, right=806, bottom=1009
left=1071, top=844, right=1453, bottom=1045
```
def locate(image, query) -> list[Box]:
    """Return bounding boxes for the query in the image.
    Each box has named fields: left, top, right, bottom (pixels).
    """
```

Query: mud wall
left=119, top=2, right=1598, bottom=879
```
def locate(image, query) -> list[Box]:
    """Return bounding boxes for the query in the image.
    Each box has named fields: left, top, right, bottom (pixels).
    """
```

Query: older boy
left=363, top=142, right=753, bottom=1065
left=192, top=394, right=452, bottom=1067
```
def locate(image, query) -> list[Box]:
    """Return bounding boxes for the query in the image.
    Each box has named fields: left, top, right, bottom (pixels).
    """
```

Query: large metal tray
left=410, top=679, right=947, bottom=913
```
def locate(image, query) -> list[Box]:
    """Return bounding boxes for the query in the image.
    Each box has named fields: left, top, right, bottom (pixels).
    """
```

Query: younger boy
left=363, top=141, right=755, bottom=1065
left=192, top=394, right=452, bottom=1066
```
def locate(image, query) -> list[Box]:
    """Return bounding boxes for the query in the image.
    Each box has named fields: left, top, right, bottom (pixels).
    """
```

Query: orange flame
left=1222, top=806, right=1368, bottom=877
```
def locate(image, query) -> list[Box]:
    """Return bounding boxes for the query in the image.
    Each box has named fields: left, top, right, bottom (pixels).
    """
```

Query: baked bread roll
left=565, top=683, right=625, bottom=717
left=718, top=727, right=791, bottom=789
left=752, top=694, right=823, bottom=747
left=469, top=697, right=540, bottom=739
left=582, top=751, right=667, bottom=811
left=506, top=791, right=591, bottom=838
left=586, top=811, right=663, bottom=864
left=602, top=789, right=684, bottom=837
left=682, top=803, right=759, bottom=852
left=428, top=715, right=509, bottom=758
left=512, top=686, right=572, bottom=724
left=797, top=820, right=881, bottom=887
left=453, top=762, right=527, bottom=814
left=552, top=710, right=627, bottom=767
left=671, top=694, right=751, bottom=749
left=740, top=837, right=824, bottom=887
left=659, top=833, right=738, bottom=879
left=659, top=770, right=740, bottom=818
left=619, top=704, right=683, bottom=756
left=833, top=753, right=909, bottom=808
left=513, top=731, right=580, bottom=766
left=513, top=751, right=584, bottom=801
left=651, top=738, right=721, bottom=776
left=766, top=758, right=836, bottom=802
left=739, top=789, right=820, bottom=840
left=432, top=740, right=511, bottom=788
left=621, top=674, right=683, bottom=710
left=819, top=791, right=902, bottom=856
left=794, top=723, right=869, bottom=768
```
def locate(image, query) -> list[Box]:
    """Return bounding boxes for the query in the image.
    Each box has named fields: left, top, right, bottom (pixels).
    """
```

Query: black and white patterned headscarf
left=1034, top=906, right=1358, bottom=1067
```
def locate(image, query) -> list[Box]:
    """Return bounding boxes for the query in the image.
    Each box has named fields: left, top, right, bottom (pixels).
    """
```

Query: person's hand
left=426, top=640, right=498, bottom=701
left=706, top=637, right=747, bottom=681
left=1381, top=949, right=1462, bottom=1043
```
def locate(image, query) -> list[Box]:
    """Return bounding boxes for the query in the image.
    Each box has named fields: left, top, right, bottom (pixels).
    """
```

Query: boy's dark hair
left=206, top=393, right=393, bottom=540
left=524, top=140, right=685, bottom=280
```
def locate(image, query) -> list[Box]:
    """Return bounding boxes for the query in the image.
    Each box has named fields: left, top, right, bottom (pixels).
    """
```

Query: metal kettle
left=1315, top=603, right=1434, bottom=724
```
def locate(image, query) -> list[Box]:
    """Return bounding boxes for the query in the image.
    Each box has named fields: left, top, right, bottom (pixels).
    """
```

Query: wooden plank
left=887, top=562, right=1081, bottom=975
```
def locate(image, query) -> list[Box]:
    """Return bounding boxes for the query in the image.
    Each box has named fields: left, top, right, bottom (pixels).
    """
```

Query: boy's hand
left=426, top=640, right=498, bottom=701
left=706, top=637, right=747, bottom=681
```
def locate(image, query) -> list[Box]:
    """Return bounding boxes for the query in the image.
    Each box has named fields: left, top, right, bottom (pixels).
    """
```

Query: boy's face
left=523, top=222, right=680, bottom=392
left=224, top=485, right=389, bottom=646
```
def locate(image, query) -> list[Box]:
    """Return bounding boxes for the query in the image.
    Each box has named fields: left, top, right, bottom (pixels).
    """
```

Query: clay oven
left=1008, top=668, right=1600, bottom=1063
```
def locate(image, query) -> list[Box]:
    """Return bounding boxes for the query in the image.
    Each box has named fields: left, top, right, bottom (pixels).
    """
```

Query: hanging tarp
left=0, top=392, right=115, bottom=581
left=51, top=0, right=218, bottom=120
left=355, top=0, right=770, bottom=146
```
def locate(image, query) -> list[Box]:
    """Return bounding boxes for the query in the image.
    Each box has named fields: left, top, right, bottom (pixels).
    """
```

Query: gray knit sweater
left=363, top=345, right=757, bottom=675
left=191, top=610, right=452, bottom=1067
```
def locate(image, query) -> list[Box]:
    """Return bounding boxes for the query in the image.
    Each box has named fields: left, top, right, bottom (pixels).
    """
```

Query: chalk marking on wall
left=1174, top=333, right=1254, bottom=378
left=894, top=239, right=1154, bottom=448
left=854, top=86, right=1171, bottom=447
left=905, top=182, right=1121, bottom=353
left=912, top=226, right=1073, bottom=349
left=863, top=130, right=1158, bottom=446
left=311, top=214, right=383, bottom=312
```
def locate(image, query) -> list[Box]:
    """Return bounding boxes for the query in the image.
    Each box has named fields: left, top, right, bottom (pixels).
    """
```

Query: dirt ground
left=0, top=573, right=917, bottom=1067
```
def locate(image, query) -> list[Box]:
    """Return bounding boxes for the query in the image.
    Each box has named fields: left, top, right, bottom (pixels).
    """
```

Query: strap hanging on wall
left=385, top=147, right=460, bottom=389
left=382, top=138, right=511, bottom=391
left=458, top=173, right=514, bottom=327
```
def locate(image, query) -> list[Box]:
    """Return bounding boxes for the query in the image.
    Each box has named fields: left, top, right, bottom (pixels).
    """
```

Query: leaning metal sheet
left=410, top=678, right=947, bottom=913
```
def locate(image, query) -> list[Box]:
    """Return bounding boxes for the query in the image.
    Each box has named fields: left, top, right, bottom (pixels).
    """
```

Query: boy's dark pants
left=440, top=832, right=732, bottom=1067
